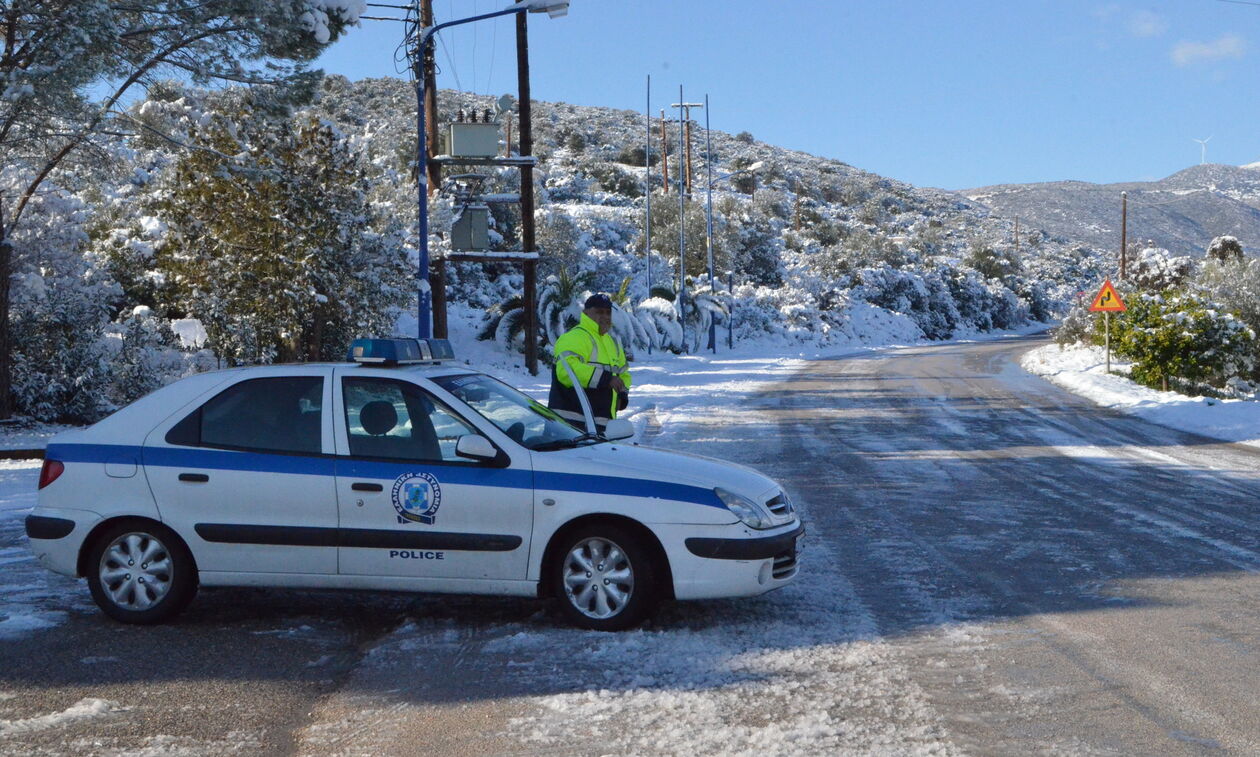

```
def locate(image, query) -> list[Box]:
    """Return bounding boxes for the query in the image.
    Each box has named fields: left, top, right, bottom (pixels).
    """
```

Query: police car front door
left=333, top=373, right=533, bottom=581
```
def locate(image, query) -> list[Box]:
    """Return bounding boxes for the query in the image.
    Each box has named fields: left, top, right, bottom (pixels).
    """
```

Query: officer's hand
left=610, top=376, right=627, bottom=393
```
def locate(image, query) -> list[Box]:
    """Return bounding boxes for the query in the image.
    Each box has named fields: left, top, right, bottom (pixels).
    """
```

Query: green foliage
left=1112, top=290, right=1257, bottom=391
left=614, top=145, right=657, bottom=167
left=965, top=240, right=1023, bottom=281
left=159, top=109, right=409, bottom=364
left=584, top=161, right=642, bottom=198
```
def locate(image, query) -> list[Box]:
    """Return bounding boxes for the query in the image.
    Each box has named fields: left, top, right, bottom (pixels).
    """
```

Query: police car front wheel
left=86, top=521, right=197, bottom=624
left=553, top=525, right=657, bottom=631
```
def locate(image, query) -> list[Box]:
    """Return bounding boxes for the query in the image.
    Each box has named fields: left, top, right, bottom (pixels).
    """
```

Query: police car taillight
left=347, top=337, right=455, bottom=366
left=38, top=459, right=64, bottom=490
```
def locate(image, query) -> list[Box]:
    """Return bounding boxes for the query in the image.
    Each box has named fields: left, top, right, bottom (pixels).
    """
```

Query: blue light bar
left=347, top=338, right=456, bottom=366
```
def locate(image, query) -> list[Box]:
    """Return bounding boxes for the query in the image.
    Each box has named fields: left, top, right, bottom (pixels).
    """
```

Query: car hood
left=555, top=442, right=780, bottom=501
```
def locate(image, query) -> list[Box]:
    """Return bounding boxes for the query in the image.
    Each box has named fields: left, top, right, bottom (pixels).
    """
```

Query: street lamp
left=703, top=149, right=765, bottom=352
left=411, top=0, right=569, bottom=338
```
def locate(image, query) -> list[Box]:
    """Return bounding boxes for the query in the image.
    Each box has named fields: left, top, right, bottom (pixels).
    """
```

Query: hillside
left=964, top=164, right=1260, bottom=257
left=9, top=75, right=1126, bottom=422
left=309, top=76, right=1110, bottom=337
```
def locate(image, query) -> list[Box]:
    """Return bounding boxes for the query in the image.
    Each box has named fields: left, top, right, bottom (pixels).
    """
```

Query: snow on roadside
left=1021, top=343, right=1260, bottom=449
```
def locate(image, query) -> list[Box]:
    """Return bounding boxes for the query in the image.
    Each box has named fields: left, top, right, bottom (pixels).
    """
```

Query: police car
left=25, top=338, right=802, bottom=631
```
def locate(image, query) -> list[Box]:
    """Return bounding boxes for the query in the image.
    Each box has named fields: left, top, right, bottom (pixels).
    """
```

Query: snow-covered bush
left=1206, top=235, right=1244, bottom=263
left=10, top=267, right=117, bottom=423
left=1129, top=247, right=1192, bottom=292
left=106, top=306, right=189, bottom=407
left=632, top=297, right=683, bottom=353
left=1112, top=290, right=1257, bottom=393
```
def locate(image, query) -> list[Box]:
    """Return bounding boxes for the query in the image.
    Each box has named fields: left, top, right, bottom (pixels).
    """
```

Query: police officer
left=548, top=293, right=632, bottom=431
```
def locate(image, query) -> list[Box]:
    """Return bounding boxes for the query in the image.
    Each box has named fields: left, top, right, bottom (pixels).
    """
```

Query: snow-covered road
left=3, top=333, right=1259, bottom=755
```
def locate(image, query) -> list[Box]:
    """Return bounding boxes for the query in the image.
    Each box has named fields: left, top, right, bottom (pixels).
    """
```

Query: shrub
left=1112, top=290, right=1257, bottom=392
left=1206, top=235, right=1244, bottom=263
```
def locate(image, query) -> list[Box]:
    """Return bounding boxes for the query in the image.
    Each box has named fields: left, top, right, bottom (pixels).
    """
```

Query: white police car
left=25, top=338, right=801, bottom=631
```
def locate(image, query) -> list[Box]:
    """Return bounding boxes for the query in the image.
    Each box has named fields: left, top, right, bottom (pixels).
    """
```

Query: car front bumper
left=660, top=521, right=803, bottom=600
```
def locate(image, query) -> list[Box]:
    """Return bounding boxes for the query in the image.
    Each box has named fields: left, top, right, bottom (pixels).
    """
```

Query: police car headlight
left=715, top=487, right=773, bottom=530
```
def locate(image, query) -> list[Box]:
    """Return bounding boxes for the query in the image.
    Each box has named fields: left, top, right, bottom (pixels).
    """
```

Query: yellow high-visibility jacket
left=547, top=314, right=632, bottom=426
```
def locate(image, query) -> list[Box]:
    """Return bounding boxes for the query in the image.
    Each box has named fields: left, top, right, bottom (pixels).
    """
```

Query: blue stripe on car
left=47, top=443, right=726, bottom=509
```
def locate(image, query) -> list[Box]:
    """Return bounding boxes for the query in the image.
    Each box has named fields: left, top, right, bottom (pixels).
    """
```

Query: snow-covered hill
left=965, top=164, right=1260, bottom=257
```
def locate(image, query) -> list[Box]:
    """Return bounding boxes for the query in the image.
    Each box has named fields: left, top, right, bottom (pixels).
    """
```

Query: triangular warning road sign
left=1089, top=279, right=1126, bottom=312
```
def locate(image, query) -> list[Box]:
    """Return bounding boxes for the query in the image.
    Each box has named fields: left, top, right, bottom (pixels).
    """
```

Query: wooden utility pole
left=670, top=101, right=703, bottom=195
left=420, top=0, right=449, bottom=339
left=517, top=12, right=538, bottom=375
left=1119, top=191, right=1128, bottom=280
left=684, top=118, right=693, bottom=195
left=659, top=110, right=669, bottom=191
left=420, top=0, right=440, bottom=197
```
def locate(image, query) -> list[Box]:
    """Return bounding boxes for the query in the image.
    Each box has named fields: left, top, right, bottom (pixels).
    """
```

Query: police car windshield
left=432, top=374, right=591, bottom=450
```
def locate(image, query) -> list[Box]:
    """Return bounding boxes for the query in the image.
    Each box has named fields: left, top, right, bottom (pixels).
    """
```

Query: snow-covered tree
left=0, top=0, right=365, bottom=416
left=158, top=106, right=409, bottom=364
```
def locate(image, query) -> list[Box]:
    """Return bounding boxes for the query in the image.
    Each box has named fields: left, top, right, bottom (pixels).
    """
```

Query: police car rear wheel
left=87, top=522, right=196, bottom=624
left=554, top=525, right=656, bottom=631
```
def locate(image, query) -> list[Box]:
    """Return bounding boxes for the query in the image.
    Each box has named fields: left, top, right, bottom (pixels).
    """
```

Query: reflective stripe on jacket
left=548, top=313, right=632, bottom=424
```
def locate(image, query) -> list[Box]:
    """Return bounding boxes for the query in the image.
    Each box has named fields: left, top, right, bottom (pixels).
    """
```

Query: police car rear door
left=144, top=367, right=338, bottom=575
left=332, top=369, right=533, bottom=582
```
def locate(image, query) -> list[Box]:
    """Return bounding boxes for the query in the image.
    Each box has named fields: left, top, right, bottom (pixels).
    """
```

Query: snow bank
left=1022, top=343, right=1260, bottom=448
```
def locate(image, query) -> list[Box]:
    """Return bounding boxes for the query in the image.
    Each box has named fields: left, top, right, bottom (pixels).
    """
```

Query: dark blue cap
left=584, top=293, right=613, bottom=310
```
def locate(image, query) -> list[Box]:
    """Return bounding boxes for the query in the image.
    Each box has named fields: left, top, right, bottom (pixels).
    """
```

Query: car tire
left=86, top=521, right=197, bottom=625
left=551, top=523, right=658, bottom=631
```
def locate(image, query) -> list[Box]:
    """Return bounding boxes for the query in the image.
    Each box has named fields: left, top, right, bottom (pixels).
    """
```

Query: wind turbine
left=1193, top=135, right=1213, bottom=165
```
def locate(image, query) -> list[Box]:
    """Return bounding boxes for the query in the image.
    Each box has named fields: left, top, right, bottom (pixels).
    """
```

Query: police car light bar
left=347, top=338, right=456, bottom=366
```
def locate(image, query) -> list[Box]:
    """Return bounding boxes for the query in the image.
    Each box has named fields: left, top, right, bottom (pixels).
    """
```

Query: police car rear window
left=165, top=377, right=323, bottom=455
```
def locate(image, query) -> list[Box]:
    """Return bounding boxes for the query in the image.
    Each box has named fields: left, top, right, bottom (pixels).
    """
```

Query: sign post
left=1089, top=279, right=1127, bottom=373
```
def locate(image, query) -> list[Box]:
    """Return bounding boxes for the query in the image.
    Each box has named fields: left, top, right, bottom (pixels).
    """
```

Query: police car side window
left=343, top=378, right=476, bottom=463
left=166, top=377, right=324, bottom=455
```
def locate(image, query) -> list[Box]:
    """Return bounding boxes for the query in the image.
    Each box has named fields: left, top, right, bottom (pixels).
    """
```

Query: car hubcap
left=99, top=533, right=173, bottom=611
left=563, top=537, right=633, bottom=620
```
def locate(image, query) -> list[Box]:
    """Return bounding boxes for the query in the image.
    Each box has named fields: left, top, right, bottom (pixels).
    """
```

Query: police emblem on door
left=391, top=472, right=442, bottom=524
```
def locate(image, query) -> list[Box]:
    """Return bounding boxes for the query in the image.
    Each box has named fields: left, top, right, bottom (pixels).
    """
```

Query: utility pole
left=671, top=100, right=704, bottom=195
left=420, top=0, right=440, bottom=197
left=1013, top=216, right=1019, bottom=255
left=517, top=12, right=538, bottom=375
left=1119, top=191, right=1128, bottom=280
left=644, top=74, right=653, bottom=353
left=424, top=0, right=447, bottom=339
left=677, top=85, right=687, bottom=351
left=659, top=110, right=669, bottom=191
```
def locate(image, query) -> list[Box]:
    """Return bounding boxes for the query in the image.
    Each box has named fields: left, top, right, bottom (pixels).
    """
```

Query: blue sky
left=315, top=1, right=1259, bottom=189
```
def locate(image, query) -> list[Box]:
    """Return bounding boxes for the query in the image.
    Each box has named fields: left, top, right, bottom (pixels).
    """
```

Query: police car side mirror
left=455, top=434, right=498, bottom=462
left=602, top=419, right=634, bottom=441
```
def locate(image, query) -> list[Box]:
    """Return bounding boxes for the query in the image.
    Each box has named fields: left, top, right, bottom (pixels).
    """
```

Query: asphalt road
left=2, top=333, right=1258, bottom=755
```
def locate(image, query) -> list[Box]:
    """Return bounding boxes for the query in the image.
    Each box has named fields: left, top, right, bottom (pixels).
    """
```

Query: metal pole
left=1120, top=191, right=1128, bottom=280
left=1105, top=311, right=1111, bottom=373
left=704, top=93, right=715, bottom=353
left=727, top=270, right=734, bottom=350
left=644, top=74, right=653, bottom=354
left=677, top=84, right=687, bottom=352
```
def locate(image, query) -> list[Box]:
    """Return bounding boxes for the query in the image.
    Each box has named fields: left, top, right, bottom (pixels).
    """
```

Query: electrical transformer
left=451, top=205, right=490, bottom=251
left=445, top=123, right=500, bottom=158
